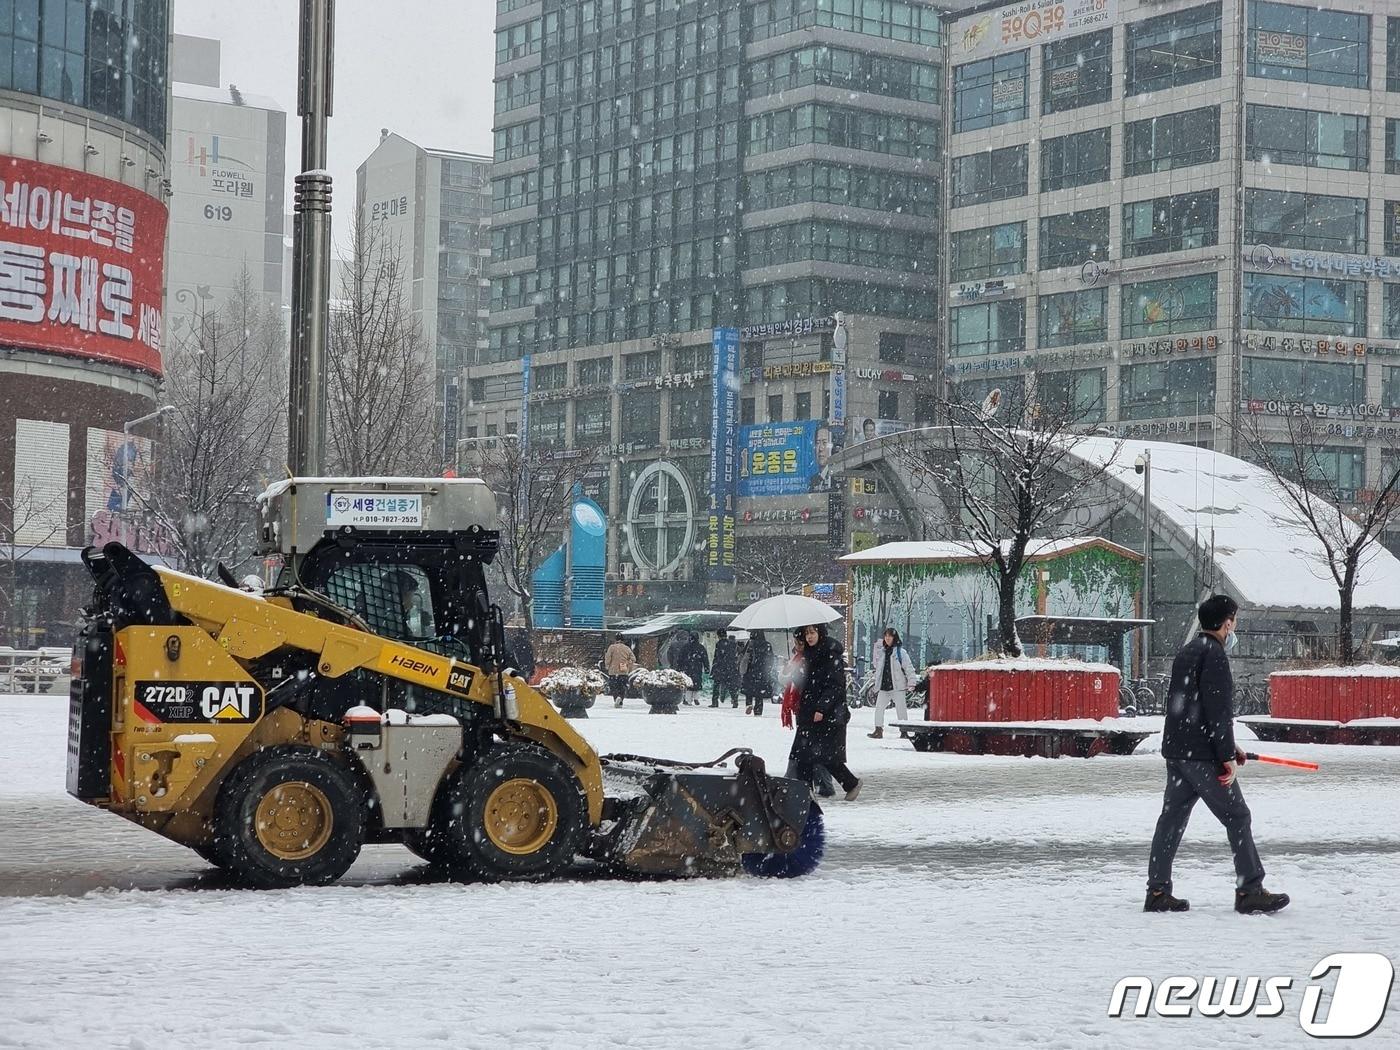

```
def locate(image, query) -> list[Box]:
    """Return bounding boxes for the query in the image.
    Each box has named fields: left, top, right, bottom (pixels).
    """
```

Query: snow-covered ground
left=2, top=693, right=1398, bottom=1048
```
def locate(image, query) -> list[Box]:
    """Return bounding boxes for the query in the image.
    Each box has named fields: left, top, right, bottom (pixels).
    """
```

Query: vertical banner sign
left=0, top=156, right=167, bottom=375
left=520, top=354, right=531, bottom=453
left=708, top=328, right=740, bottom=581
left=443, top=379, right=459, bottom=466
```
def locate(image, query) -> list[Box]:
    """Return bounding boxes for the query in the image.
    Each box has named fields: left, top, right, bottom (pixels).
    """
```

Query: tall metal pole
left=288, top=0, right=335, bottom=476
left=1142, top=450, right=1153, bottom=671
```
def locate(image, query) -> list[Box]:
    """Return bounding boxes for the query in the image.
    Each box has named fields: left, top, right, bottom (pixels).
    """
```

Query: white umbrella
left=729, top=594, right=840, bottom=631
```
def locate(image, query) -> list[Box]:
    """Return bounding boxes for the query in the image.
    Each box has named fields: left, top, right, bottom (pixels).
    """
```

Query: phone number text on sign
left=326, top=493, right=424, bottom=528
left=1001, top=0, right=1112, bottom=46
left=0, top=156, right=167, bottom=375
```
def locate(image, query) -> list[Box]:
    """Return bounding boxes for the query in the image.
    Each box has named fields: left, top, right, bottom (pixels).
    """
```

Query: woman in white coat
left=868, top=627, right=916, bottom=739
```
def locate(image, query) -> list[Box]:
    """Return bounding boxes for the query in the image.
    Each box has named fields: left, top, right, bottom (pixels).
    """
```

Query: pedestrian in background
left=673, top=630, right=710, bottom=706
left=1145, top=594, right=1289, bottom=915
left=790, top=623, right=861, bottom=801
left=868, top=627, right=916, bottom=740
left=741, top=631, right=776, bottom=716
left=711, top=629, right=741, bottom=708
left=603, top=633, right=636, bottom=708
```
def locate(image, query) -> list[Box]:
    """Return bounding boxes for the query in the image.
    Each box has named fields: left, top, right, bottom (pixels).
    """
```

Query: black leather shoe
left=1235, top=888, right=1290, bottom=914
left=1144, top=889, right=1190, bottom=912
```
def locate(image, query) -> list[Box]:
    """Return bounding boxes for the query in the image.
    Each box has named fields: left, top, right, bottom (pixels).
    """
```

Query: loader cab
left=256, top=478, right=502, bottom=664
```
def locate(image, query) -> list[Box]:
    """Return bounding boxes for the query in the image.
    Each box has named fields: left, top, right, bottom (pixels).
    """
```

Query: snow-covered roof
left=173, top=81, right=284, bottom=111
left=1068, top=436, right=1400, bottom=614
left=840, top=536, right=1140, bottom=565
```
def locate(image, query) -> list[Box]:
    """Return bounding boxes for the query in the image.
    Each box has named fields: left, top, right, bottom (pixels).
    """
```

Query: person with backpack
left=603, top=634, right=636, bottom=707
left=868, top=627, right=916, bottom=740
left=1145, top=594, right=1289, bottom=915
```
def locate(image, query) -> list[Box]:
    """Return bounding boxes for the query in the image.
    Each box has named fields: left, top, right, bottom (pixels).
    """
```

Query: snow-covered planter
left=926, top=657, right=1119, bottom=722
left=538, top=667, right=608, bottom=718
left=630, top=667, right=694, bottom=715
left=1270, top=664, right=1400, bottom=723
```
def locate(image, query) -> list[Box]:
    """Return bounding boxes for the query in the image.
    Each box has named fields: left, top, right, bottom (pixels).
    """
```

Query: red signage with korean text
left=0, top=156, right=166, bottom=376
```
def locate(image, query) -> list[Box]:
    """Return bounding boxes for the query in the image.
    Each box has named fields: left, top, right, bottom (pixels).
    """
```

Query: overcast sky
left=173, top=0, right=495, bottom=248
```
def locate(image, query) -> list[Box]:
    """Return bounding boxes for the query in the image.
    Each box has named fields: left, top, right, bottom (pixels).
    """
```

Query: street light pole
left=123, top=405, right=176, bottom=435
left=287, top=0, right=335, bottom=476
left=1135, top=450, right=1153, bottom=672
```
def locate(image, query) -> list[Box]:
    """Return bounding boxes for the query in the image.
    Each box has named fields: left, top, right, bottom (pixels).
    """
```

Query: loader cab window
left=322, top=563, right=437, bottom=643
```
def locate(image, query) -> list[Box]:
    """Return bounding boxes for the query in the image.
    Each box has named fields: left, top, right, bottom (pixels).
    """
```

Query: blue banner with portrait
left=738, top=420, right=844, bottom=497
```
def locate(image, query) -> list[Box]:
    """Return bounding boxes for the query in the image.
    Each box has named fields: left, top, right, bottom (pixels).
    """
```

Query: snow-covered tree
left=327, top=220, right=440, bottom=476
left=1236, top=414, right=1400, bottom=665
left=892, top=387, right=1119, bottom=658
left=0, top=477, right=64, bottom=645
left=139, top=272, right=284, bottom=579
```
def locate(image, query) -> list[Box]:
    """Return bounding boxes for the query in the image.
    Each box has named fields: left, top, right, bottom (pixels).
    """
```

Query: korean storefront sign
left=707, top=328, right=740, bottom=581
left=953, top=0, right=1117, bottom=59
left=737, top=419, right=843, bottom=497
left=738, top=316, right=836, bottom=341
left=0, top=156, right=168, bottom=375
left=1243, top=244, right=1400, bottom=280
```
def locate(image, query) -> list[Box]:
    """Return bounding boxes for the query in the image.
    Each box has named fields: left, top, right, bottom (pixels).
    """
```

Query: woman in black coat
left=789, top=623, right=862, bottom=800
left=740, top=631, right=776, bottom=715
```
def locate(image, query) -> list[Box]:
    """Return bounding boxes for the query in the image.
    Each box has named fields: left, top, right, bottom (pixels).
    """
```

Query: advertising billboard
left=953, top=0, right=1117, bottom=59
left=738, top=420, right=845, bottom=497
left=707, top=328, right=739, bottom=580
left=0, top=156, right=167, bottom=375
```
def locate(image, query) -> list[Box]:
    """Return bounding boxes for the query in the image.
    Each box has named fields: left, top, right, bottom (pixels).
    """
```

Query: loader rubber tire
left=213, top=745, right=365, bottom=889
left=433, top=744, right=586, bottom=882
left=402, top=827, right=452, bottom=868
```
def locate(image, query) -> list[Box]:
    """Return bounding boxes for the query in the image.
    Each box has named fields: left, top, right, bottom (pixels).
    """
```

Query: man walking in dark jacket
left=1145, top=594, right=1289, bottom=915
left=711, top=630, right=741, bottom=708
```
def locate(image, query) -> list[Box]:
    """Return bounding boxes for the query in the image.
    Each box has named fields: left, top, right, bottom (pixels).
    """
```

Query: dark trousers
left=711, top=679, right=739, bottom=706
left=608, top=675, right=629, bottom=705
left=1148, top=759, right=1265, bottom=893
left=785, top=756, right=836, bottom=796
left=744, top=687, right=767, bottom=715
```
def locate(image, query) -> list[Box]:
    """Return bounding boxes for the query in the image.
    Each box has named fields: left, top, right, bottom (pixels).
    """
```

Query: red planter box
left=1270, top=670, right=1400, bottom=723
left=927, top=663, right=1119, bottom=722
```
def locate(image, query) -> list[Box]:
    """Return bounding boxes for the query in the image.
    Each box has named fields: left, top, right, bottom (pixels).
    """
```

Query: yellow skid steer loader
left=66, top=478, right=820, bottom=888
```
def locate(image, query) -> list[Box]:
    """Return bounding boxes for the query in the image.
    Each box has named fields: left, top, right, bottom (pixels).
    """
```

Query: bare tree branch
left=326, top=219, right=441, bottom=476
left=888, top=386, right=1123, bottom=657
left=0, top=477, right=64, bottom=644
left=1234, top=411, right=1400, bottom=665
left=465, top=436, right=601, bottom=630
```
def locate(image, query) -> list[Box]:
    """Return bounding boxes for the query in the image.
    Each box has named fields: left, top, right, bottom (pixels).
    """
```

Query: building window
left=747, top=45, right=941, bottom=104
left=669, top=389, right=712, bottom=439
left=1390, top=17, right=1400, bottom=92
left=577, top=358, right=613, bottom=387
left=1120, top=358, right=1217, bottom=420
left=765, top=393, right=785, bottom=421
left=878, top=332, right=906, bottom=363
left=1264, top=443, right=1365, bottom=500
left=949, top=146, right=1027, bottom=208
left=1385, top=285, right=1400, bottom=339
left=673, top=345, right=713, bottom=373
left=1121, top=274, right=1218, bottom=338
left=950, top=222, right=1025, bottom=282
left=1038, top=368, right=1106, bottom=423
left=1246, top=106, right=1369, bottom=171
left=791, top=392, right=811, bottom=421
left=1244, top=191, right=1367, bottom=254
left=574, top=396, right=612, bottom=446
left=1244, top=357, right=1365, bottom=406
left=1123, top=107, right=1220, bottom=177
left=950, top=300, right=1026, bottom=358
left=528, top=402, right=567, bottom=448
left=1384, top=365, right=1400, bottom=408
left=750, top=0, right=944, bottom=46
left=624, top=350, right=662, bottom=380
left=953, top=50, right=1029, bottom=133
left=1387, top=121, right=1400, bottom=175
left=620, top=389, right=661, bottom=445
left=1038, top=288, right=1107, bottom=349
left=1243, top=274, right=1368, bottom=337
left=1123, top=190, right=1219, bottom=258
left=740, top=397, right=756, bottom=425
left=1038, top=208, right=1109, bottom=270
left=746, top=104, right=940, bottom=160
left=876, top=389, right=900, bottom=420
left=1247, top=1, right=1370, bottom=90
left=1126, top=3, right=1222, bottom=96
left=746, top=163, right=940, bottom=218
left=1040, top=128, right=1111, bottom=192
left=534, top=363, right=568, bottom=390
left=1042, top=29, right=1112, bottom=113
